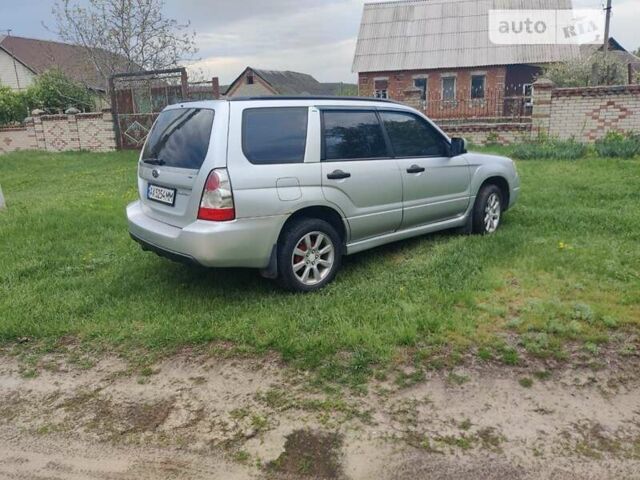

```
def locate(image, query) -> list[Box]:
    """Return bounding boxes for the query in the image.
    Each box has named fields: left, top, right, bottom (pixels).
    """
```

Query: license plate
left=147, top=184, right=176, bottom=206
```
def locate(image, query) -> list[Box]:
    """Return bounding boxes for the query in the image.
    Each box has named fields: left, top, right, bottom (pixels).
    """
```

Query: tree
left=51, top=0, right=197, bottom=88
left=541, top=52, right=628, bottom=87
left=634, top=47, right=640, bottom=58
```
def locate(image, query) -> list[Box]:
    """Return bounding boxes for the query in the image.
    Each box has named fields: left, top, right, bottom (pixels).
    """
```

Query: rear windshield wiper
left=142, top=158, right=166, bottom=166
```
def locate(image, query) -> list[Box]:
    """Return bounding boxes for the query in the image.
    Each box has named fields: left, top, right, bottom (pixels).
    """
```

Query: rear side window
left=380, top=111, right=448, bottom=157
left=322, top=110, right=388, bottom=161
left=142, top=108, right=214, bottom=170
left=242, top=107, right=308, bottom=164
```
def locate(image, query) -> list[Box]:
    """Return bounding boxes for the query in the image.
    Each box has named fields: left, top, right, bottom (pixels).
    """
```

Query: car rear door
left=379, top=110, right=471, bottom=229
left=320, top=109, right=403, bottom=242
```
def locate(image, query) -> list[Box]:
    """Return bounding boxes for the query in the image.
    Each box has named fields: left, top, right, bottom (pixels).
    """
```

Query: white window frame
left=441, top=74, right=457, bottom=102
left=470, top=73, right=486, bottom=100
left=374, top=77, right=389, bottom=99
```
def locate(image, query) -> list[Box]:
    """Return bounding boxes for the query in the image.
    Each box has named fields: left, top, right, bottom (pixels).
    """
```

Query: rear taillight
left=198, top=169, right=235, bottom=221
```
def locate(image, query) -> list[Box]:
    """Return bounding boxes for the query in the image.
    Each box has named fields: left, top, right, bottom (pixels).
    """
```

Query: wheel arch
left=278, top=205, right=348, bottom=246
left=478, top=176, right=510, bottom=211
left=261, top=205, right=348, bottom=280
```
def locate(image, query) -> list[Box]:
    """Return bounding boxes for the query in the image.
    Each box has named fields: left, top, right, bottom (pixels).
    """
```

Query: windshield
left=142, top=108, right=214, bottom=170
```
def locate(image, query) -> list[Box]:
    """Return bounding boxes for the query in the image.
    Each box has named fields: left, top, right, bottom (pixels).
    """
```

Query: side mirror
left=449, top=137, right=468, bottom=157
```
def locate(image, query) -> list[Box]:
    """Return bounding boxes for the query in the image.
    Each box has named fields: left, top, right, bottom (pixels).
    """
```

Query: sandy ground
left=1, top=348, right=639, bottom=480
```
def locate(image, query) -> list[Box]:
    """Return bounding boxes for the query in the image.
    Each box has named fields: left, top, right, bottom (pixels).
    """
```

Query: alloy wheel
left=291, top=231, right=335, bottom=286
left=484, top=193, right=501, bottom=233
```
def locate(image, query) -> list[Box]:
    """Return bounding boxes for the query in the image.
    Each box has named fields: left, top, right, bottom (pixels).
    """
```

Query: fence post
left=212, top=77, right=220, bottom=99
left=65, top=108, right=81, bottom=151
left=402, top=88, right=424, bottom=112
left=531, top=78, right=554, bottom=138
left=180, top=68, right=188, bottom=100
left=109, top=75, right=123, bottom=150
left=31, top=110, right=47, bottom=150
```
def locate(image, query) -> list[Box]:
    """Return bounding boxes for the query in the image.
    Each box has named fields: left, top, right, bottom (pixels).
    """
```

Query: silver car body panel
left=127, top=97, right=520, bottom=269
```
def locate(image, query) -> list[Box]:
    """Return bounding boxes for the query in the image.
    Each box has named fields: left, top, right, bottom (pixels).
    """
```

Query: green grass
left=1, top=150, right=639, bottom=383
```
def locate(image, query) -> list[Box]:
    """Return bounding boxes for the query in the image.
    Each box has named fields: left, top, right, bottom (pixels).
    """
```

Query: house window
left=442, top=76, right=456, bottom=101
left=414, top=77, right=428, bottom=101
left=246, top=75, right=254, bottom=85
left=374, top=79, right=388, bottom=99
left=471, top=75, right=486, bottom=99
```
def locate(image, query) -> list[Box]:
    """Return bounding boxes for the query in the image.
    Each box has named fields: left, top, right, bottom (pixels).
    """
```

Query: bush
left=595, top=131, right=640, bottom=158
left=27, top=69, right=94, bottom=113
left=541, top=52, right=628, bottom=87
left=511, top=137, right=588, bottom=160
left=0, top=86, right=29, bottom=125
left=0, top=70, right=97, bottom=126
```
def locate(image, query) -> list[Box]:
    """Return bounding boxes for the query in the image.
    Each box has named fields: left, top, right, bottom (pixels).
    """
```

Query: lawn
left=0, top=150, right=639, bottom=381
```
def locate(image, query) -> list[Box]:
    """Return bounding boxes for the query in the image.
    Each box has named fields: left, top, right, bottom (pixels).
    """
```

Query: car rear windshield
left=142, top=108, right=214, bottom=170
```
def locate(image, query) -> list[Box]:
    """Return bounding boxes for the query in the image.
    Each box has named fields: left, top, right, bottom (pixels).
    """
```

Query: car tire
left=472, top=184, right=503, bottom=235
left=277, top=218, right=343, bottom=292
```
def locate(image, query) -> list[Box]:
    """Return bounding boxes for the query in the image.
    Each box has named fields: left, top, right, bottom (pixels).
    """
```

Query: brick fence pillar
left=66, top=110, right=81, bottom=151
left=101, top=109, right=118, bottom=151
left=31, top=110, right=47, bottom=150
left=531, top=78, right=554, bottom=138
left=403, top=88, right=424, bottom=112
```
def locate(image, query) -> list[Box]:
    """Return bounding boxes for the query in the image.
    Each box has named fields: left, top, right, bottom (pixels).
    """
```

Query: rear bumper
left=130, top=233, right=200, bottom=266
left=126, top=201, right=286, bottom=268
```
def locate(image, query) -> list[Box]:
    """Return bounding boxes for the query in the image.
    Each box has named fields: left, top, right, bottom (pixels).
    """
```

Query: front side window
left=381, top=111, right=448, bottom=157
left=142, top=108, right=214, bottom=170
left=323, top=110, right=388, bottom=161
left=442, top=76, right=456, bottom=101
left=471, top=75, right=486, bottom=99
left=242, top=107, right=308, bottom=165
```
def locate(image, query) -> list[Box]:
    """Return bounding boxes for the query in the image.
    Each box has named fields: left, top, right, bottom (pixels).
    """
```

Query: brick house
left=352, top=0, right=596, bottom=119
left=224, top=67, right=356, bottom=98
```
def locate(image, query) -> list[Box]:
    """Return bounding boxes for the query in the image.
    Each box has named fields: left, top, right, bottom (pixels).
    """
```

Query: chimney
left=211, top=77, right=220, bottom=99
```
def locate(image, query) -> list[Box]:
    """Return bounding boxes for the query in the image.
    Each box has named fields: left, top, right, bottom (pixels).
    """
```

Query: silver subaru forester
left=127, top=97, right=520, bottom=292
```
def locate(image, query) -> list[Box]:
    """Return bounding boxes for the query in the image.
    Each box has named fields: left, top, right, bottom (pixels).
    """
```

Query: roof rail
left=227, top=95, right=400, bottom=104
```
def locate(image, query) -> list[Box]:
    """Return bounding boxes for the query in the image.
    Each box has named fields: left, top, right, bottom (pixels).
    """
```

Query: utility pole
left=603, top=0, right=612, bottom=56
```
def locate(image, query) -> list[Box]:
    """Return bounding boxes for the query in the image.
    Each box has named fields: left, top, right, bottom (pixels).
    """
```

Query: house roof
left=225, top=67, right=357, bottom=96
left=0, top=35, right=128, bottom=90
left=251, top=68, right=324, bottom=95
left=580, top=38, right=640, bottom=68
left=352, top=0, right=581, bottom=73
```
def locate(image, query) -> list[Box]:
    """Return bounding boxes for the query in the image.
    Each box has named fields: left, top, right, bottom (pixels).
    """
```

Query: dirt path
left=1, top=349, right=639, bottom=479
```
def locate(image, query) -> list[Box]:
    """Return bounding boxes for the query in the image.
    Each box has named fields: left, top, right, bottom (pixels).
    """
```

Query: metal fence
left=407, top=87, right=533, bottom=124
left=109, top=68, right=219, bottom=149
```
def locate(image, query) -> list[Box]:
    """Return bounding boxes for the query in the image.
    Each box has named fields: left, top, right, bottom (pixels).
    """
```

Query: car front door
left=320, top=109, right=403, bottom=242
left=380, top=110, right=471, bottom=229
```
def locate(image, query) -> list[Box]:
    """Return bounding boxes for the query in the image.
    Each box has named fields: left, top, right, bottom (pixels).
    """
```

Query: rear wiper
left=142, top=158, right=166, bottom=166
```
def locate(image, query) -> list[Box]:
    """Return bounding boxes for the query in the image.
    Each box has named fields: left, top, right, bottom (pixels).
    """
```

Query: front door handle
left=406, top=165, right=426, bottom=174
left=327, top=170, right=351, bottom=180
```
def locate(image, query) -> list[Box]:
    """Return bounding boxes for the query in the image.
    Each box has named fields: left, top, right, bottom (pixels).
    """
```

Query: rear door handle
left=406, top=165, right=426, bottom=174
left=327, top=170, right=351, bottom=180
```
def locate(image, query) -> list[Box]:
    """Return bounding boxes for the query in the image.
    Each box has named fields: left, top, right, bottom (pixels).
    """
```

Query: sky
left=0, top=0, right=637, bottom=85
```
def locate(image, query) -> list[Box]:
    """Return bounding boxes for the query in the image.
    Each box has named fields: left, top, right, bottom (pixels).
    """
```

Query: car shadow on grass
left=122, top=227, right=481, bottom=297
left=115, top=214, right=521, bottom=304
